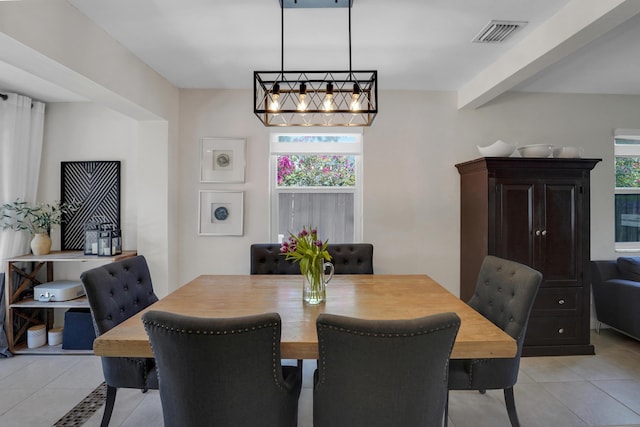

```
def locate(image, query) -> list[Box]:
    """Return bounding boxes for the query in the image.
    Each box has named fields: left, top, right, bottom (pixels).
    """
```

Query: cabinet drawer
left=532, top=287, right=581, bottom=315
left=524, top=316, right=585, bottom=346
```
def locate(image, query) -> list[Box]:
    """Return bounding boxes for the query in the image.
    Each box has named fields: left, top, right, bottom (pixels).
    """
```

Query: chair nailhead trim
left=142, top=319, right=288, bottom=391
left=141, top=320, right=276, bottom=336
left=317, top=321, right=460, bottom=384
left=317, top=321, right=460, bottom=338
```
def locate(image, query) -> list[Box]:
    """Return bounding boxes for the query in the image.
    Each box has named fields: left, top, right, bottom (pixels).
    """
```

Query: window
left=614, top=129, right=640, bottom=250
left=270, top=132, right=363, bottom=243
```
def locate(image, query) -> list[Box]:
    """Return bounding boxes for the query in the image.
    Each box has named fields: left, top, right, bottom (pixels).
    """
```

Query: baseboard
left=522, top=344, right=595, bottom=357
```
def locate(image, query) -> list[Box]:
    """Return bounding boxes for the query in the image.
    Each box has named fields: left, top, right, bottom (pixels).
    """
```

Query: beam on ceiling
left=0, top=33, right=162, bottom=120
left=457, top=0, right=640, bottom=110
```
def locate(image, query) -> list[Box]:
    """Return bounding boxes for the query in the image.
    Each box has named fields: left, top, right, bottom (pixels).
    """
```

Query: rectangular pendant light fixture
left=253, top=0, right=378, bottom=127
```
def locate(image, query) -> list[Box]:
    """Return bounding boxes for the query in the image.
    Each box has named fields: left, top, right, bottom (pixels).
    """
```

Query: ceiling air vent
left=472, top=20, right=527, bottom=43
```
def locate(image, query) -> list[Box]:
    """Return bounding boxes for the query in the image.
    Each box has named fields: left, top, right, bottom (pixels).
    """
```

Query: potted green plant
left=1, top=199, right=81, bottom=255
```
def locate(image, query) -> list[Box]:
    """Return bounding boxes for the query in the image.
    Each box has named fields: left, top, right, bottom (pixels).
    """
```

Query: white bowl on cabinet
left=477, top=140, right=516, bottom=157
left=553, top=146, right=582, bottom=158
left=518, top=144, right=554, bottom=158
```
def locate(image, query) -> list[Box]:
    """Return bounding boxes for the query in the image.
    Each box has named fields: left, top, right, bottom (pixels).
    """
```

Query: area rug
left=52, top=382, right=106, bottom=426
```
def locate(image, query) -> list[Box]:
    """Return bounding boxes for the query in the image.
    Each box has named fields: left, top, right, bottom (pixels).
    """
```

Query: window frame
left=614, top=129, right=640, bottom=251
left=269, top=131, right=363, bottom=243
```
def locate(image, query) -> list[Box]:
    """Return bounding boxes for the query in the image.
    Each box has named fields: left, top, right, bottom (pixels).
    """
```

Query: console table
left=4, top=250, right=136, bottom=354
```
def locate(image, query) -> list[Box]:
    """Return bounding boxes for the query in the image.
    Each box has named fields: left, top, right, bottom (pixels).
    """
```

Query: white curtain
left=0, top=93, right=45, bottom=269
left=0, top=92, right=46, bottom=357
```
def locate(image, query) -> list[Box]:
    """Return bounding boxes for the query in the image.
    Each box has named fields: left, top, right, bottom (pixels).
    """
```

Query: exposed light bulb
left=323, top=83, right=335, bottom=112
left=350, top=83, right=361, bottom=111
left=350, top=94, right=361, bottom=111
left=269, top=83, right=280, bottom=111
left=323, top=94, right=334, bottom=111
left=297, top=83, right=308, bottom=111
left=269, top=94, right=280, bottom=111
left=297, top=94, right=307, bottom=111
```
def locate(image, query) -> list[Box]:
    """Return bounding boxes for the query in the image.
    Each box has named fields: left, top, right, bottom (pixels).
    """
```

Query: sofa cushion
left=616, top=257, right=640, bottom=281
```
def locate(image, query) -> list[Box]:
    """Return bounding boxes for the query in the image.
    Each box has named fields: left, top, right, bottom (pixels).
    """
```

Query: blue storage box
left=62, top=308, right=96, bottom=350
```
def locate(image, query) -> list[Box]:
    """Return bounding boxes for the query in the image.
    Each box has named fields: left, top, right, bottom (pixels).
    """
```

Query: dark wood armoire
left=456, top=157, right=600, bottom=356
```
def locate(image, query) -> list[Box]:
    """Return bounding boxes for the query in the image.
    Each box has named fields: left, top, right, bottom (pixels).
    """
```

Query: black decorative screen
left=61, top=161, right=121, bottom=251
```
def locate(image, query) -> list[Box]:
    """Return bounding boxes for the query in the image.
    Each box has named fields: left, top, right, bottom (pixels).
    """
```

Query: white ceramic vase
left=30, top=233, right=52, bottom=255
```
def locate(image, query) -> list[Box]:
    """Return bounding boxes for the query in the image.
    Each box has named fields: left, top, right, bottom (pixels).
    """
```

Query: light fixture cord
left=348, top=0, right=352, bottom=77
left=280, top=0, right=284, bottom=80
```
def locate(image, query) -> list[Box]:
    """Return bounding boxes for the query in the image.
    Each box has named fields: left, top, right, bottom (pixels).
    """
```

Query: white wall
left=38, top=102, right=139, bottom=281
left=177, top=89, right=640, bottom=295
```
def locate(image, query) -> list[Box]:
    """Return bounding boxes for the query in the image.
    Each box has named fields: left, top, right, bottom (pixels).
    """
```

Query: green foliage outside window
left=616, top=157, right=640, bottom=188
left=277, top=155, right=355, bottom=187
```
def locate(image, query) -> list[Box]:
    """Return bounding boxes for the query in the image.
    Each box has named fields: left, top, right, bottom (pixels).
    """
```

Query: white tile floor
left=0, top=329, right=639, bottom=426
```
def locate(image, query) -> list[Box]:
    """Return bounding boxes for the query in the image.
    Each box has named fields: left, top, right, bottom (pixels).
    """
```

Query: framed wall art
left=198, top=191, right=244, bottom=236
left=200, top=137, right=246, bottom=183
left=60, top=161, right=121, bottom=250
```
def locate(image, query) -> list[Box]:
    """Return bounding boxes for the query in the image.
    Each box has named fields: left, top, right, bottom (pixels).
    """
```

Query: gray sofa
left=591, top=258, right=640, bottom=340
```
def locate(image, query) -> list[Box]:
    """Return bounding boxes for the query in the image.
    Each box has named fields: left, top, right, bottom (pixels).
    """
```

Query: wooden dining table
left=93, top=274, right=517, bottom=360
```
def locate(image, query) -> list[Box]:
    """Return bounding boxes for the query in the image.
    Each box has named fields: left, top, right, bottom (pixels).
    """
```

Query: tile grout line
left=590, top=378, right=640, bottom=418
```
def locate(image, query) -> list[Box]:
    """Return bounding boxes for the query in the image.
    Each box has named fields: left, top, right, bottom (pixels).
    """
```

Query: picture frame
left=60, top=161, right=121, bottom=250
left=198, top=191, right=244, bottom=236
left=200, top=137, right=246, bottom=183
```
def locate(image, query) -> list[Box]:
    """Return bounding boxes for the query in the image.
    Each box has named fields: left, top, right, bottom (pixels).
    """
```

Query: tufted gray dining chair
left=314, top=312, right=461, bottom=427
left=80, top=255, right=159, bottom=427
left=142, top=310, right=302, bottom=427
left=250, top=243, right=374, bottom=274
left=446, top=255, right=542, bottom=427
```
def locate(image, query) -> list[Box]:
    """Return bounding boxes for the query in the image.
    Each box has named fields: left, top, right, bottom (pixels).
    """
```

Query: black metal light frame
left=254, top=0, right=378, bottom=127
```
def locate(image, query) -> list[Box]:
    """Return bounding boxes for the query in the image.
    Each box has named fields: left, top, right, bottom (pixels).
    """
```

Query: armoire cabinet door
left=493, top=181, right=537, bottom=268
left=539, top=181, right=582, bottom=286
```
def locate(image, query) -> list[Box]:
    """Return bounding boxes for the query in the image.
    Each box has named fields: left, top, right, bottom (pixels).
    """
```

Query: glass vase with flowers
left=280, top=226, right=334, bottom=304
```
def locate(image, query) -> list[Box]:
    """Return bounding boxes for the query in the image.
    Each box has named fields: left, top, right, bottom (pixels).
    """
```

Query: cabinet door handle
left=541, top=230, right=547, bottom=236
left=558, top=299, right=565, bottom=305
left=535, top=230, right=541, bottom=236
left=558, top=328, right=564, bottom=334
